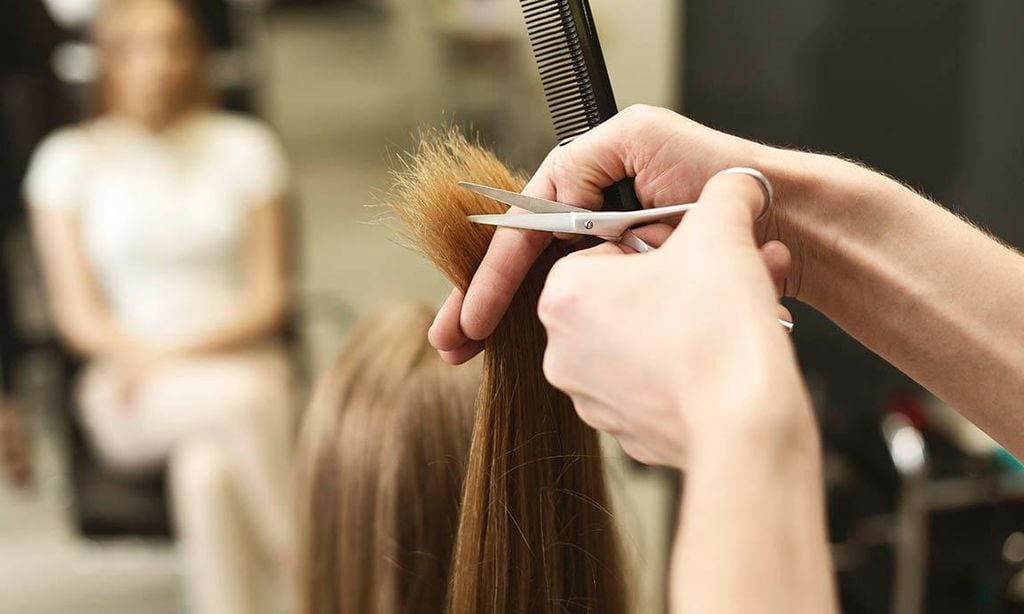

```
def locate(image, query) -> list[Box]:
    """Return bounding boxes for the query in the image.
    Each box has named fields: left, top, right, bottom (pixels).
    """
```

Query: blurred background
left=0, top=0, right=1022, bottom=613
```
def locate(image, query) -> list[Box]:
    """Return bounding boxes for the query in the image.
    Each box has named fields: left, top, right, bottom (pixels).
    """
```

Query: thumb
left=665, top=169, right=769, bottom=249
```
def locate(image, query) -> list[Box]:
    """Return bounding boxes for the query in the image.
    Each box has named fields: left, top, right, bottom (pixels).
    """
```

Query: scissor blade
left=467, top=213, right=577, bottom=233
left=459, top=182, right=587, bottom=213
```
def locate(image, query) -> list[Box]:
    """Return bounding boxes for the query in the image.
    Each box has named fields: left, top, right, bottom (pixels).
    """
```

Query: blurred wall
left=681, top=2, right=1024, bottom=611
left=591, top=0, right=681, bottom=109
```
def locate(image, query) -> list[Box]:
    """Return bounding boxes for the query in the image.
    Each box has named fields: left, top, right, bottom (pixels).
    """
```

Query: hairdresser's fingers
left=469, top=216, right=669, bottom=325
left=460, top=147, right=606, bottom=341
left=544, top=127, right=635, bottom=208
left=562, top=241, right=796, bottom=331
left=568, top=398, right=619, bottom=434
left=560, top=223, right=676, bottom=257
left=429, top=287, right=470, bottom=352
left=564, top=241, right=626, bottom=258
left=777, top=304, right=794, bottom=330
left=502, top=146, right=600, bottom=224
left=438, top=339, right=486, bottom=366
left=758, top=241, right=795, bottom=331
left=545, top=373, right=617, bottom=433
left=759, top=240, right=792, bottom=298
left=613, top=434, right=662, bottom=467
left=462, top=106, right=704, bottom=341
left=627, top=223, right=675, bottom=250
left=539, top=106, right=703, bottom=210
left=666, top=170, right=766, bottom=250
left=460, top=227, right=552, bottom=341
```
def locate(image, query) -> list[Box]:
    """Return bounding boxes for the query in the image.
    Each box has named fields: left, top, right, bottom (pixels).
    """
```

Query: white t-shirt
left=24, top=111, right=289, bottom=342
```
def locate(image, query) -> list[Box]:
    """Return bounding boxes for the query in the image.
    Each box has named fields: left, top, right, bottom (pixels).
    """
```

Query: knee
left=170, top=442, right=232, bottom=504
left=216, top=370, right=294, bottom=447
left=224, top=364, right=290, bottom=417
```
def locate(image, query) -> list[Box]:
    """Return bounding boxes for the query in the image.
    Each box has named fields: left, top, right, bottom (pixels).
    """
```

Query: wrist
left=685, top=380, right=819, bottom=473
left=674, top=391, right=834, bottom=614
left=753, top=146, right=883, bottom=306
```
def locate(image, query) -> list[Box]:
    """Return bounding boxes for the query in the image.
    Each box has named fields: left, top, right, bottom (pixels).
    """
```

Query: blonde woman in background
left=24, top=1, right=294, bottom=612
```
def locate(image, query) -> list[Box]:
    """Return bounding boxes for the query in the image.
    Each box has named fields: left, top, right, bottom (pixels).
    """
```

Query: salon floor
left=0, top=4, right=673, bottom=613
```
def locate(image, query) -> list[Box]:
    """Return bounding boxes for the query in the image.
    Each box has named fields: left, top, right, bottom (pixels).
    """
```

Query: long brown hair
left=91, top=0, right=210, bottom=117
left=296, top=303, right=480, bottom=614
left=388, top=128, right=627, bottom=614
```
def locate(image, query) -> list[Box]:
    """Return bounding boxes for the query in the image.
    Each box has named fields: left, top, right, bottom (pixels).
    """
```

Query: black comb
left=521, top=0, right=643, bottom=211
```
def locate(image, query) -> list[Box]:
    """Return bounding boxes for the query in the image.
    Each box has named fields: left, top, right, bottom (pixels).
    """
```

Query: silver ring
left=722, top=167, right=773, bottom=222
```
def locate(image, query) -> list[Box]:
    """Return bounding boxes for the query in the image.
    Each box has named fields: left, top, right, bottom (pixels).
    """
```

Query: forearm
left=54, top=308, right=141, bottom=359
left=167, top=293, right=287, bottom=355
left=764, top=149, right=1024, bottom=454
left=672, top=410, right=836, bottom=614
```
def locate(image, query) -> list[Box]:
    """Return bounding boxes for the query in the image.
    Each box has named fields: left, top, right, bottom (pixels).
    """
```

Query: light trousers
left=78, top=345, right=294, bottom=614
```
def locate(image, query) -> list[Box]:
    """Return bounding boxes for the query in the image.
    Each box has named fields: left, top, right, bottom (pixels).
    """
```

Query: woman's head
left=92, top=0, right=208, bottom=126
left=296, top=302, right=480, bottom=614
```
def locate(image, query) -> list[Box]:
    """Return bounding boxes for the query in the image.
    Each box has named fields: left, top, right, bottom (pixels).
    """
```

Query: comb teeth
left=521, top=0, right=601, bottom=144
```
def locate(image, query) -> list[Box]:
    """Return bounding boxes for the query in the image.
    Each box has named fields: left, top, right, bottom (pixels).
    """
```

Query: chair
left=56, top=350, right=174, bottom=537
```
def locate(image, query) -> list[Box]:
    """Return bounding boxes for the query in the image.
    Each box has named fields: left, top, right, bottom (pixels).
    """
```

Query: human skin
left=537, top=170, right=835, bottom=614
left=430, top=104, right=1024, bottom=460
left=429, top=103, right=1024, bottom=612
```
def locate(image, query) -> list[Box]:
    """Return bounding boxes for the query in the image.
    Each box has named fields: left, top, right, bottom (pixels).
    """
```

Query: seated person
left=24, top=1, right=293, bottom=612
left=296, top=302, right=479, bottom=614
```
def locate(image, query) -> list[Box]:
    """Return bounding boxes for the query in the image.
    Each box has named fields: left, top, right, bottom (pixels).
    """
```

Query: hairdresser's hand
left=430, top=105, right=785, bottom=364
left=538, top=171, right=815, bottom=468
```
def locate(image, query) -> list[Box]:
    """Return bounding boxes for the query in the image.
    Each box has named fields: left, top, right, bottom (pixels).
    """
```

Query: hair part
left=388, top=127, right=628, bottom=614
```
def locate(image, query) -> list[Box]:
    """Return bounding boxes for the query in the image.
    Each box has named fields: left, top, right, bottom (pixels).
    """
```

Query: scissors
left=461, top=182, right=668, bottom=253
left=460, top=168, right=794, bottom=331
